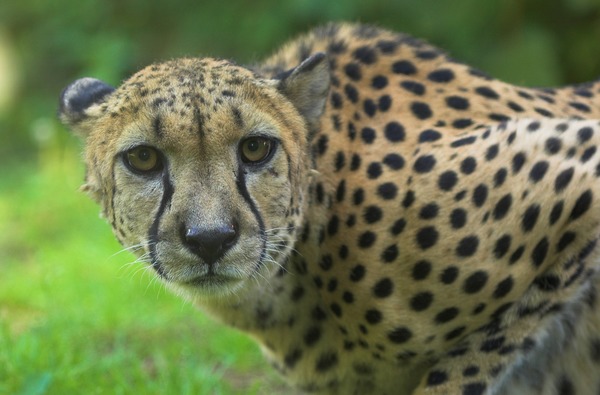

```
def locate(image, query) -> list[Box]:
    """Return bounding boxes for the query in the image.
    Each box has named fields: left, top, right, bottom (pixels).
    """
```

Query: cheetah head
left=59, top=54, right=330, bottom=299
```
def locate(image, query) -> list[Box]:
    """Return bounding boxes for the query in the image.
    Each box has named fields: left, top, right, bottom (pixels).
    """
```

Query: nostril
left=181, top=221, right=239, bottom=264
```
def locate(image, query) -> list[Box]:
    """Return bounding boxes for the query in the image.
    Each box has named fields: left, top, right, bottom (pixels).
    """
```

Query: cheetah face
left=59, top=55, right=330, bottom=299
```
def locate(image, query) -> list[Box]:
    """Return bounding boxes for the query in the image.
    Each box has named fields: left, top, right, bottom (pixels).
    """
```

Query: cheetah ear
left=277, top=52, right=330, bottom=132
left=58, top=77, right=115, bottom=137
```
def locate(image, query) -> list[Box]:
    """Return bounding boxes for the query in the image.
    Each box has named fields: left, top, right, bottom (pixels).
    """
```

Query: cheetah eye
left=240, top=137, right=275, bottom=164
left=124, top=146, right=163, bottom=174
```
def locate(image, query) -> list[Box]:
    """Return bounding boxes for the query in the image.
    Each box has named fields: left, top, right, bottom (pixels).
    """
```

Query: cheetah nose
left=181, top=222, right=238, bottom=265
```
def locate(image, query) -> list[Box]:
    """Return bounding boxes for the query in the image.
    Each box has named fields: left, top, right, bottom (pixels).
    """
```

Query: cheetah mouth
left=179, top=273, right=242, bottom=288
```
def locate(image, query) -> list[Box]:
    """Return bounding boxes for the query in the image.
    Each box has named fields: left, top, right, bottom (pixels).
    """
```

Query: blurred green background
left=0, top=0, right=599, bottom=394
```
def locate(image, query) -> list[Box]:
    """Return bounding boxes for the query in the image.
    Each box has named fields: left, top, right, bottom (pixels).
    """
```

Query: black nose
left=181, top=223, right=238, bottom=265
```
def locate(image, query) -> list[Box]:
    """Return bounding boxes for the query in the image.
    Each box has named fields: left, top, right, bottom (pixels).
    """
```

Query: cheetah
left=59, top=23, right=600, bottom=394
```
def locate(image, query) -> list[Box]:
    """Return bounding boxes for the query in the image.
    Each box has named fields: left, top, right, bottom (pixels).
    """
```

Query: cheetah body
left=59, top=23, right=600, bottom=394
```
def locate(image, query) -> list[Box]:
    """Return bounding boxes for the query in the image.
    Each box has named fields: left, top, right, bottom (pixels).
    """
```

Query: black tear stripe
left=109, top=165, right=118, bottom=228
left=236, top=165, right=267, bottom=272
left=148, top=168, right=174, bottom=278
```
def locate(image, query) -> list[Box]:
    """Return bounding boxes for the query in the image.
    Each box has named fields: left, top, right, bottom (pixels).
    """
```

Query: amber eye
left=240, top=137, right=274, bottom=164
left=124, top=146, right=163, bottom=173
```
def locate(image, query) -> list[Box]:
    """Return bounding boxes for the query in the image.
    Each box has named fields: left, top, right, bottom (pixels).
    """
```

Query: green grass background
left=1, top=0, right=599, bottom=394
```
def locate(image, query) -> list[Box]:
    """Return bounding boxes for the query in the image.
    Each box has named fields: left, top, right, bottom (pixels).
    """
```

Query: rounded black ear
left=59, top=77, right=115, bottom=131
left=277, top=52, right=330, bottom=133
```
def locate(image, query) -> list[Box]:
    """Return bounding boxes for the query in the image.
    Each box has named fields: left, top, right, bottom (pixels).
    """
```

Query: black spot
left=462, top=382, right=487, bottom=395
left=527, top=121, right=541, bottom=132
left=391, top=218, right=407, bottom=235
left=475, top=86, right=499, bottom=99
left=384, top=121, right=405, bottom=142
left=414, top=155, right=436, bottom=173
left=440, top=266, right=459, bottom=284
left=428, top=69, right=455, bottom=83
left=363, top=99, right=377, bottom=117
left=557, top=231, right=576, bottom=252
left=531, top=237, right=549, bottom=267
left=456, top=236, right=479, bottom=257
left=342, top=291, right=354, bottom=304
left=378, top=182, right=398, bottom=200
left=463, top=271, right=488, bottom=294
left=545, top=137, right=562, bottom=155
left=493, top=276, right=514, bottom=298
left=418, top=129, right=442, bottom=143
left=493, top=194, right=512, bottom=220
left=590, top=339, right=600, bottom=363
left=371, top=75, right=388, bottom=89
left=494, top=235, right=511, bottom=259
left=381, top=244, right=399, bottom=263
left=450, top=208, right=467, bottom=229
left=349, top=264, right=366, bottom=282
left=569, top=189, right=593, bottom=221
left=365, top=309, right=383, bottom=324
left=413, top=260, right=433, bottom=280
left=511, top=152, right=526, bottom=174
left=363, top=205, right=382, bottom=224
left=420, top=203, right=439, bottom=219
left=463, top=366, right=479, bottom=377
left=291, top=286, right=305, bottom=301
left=353, top=188, right=364, bottom=205
left=557, top=376, right=575, bottom=395
left=446, top=96, right=470, bottom=110
left=400, top=80, right=426, bottom=95
left=361, top=127, right=376, bottom=144
left=507, top=101, right=524, bottom=112
left=367, top=162, right=383, bottom=179
left=334, top=151, right=345, bottom=172
left=316, top=134, right=329, bottom=156
left=493, top=168, right=507, bottom=188
left=383, top=153, right=405, bottom=170
left=460, top=157, right=477, bottom=174
left=378, top=95, right=392, bottom=111
left=549, top=201, right=564, bottom=225
left=304, top=326, right=322, bottom=346
left=402, top=190, right=415, bottom=208
left=571, top=101, right=591, bottom=113
left=336, top=180, right=346, bottom=202
left=445, top=326, right=467, bottom=341
left=452, top=119, right=474, bottom=129
left=327, top=216, right=339, bottom=236
left=358, top=231, right=376, bottom=248
left=315, top=352, right=338, bottom=372
left=353, top=45, right=377, bottom=64
left=392, top=60, right=417, bottom=75
left=426, top=370, right=448, bottom=386
left=416, top=227, right=439, bottom=250
left=411, top=102, right=433, bottom=119
left=330, top=303, right=342, bottom=317
left=485, top=144, right=499, bottom=161
left=344, top=63, right=362, bottom=81
left=284, top=348, right=302, bottom=368
left=529, top=161, right=549, bottom=183
left=472, top=184, right=488, bottom=207
left=480, top=336, right=505, bottom=352
left=376, top=39, right=398, bottom=54
left=509, top=246, right=525, bottom=264
left=410, top=292, right=433, bottom=311
left=521, top=204, right=540, bottom=232
left=451, top=136, right=476, bottom=148
left=319, top=255, right=333, bottom=271
left=435, top=307, right=459, bottom=324
left=373, top=278, right=393, bottom=298
left=438, top=170, right=458, bottom=191
left=387, top=327, right=413, bottom=343
left=581, top=146, right=596, bottom=163
left=344, top=84, right=359, bottom=103
left=350, top=154, right=361, bottom=171
left=330, top=92, right=343, bottom=109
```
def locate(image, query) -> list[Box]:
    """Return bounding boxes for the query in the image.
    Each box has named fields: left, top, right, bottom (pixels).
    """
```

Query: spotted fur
left=59, top=23, right=600, bottom=394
